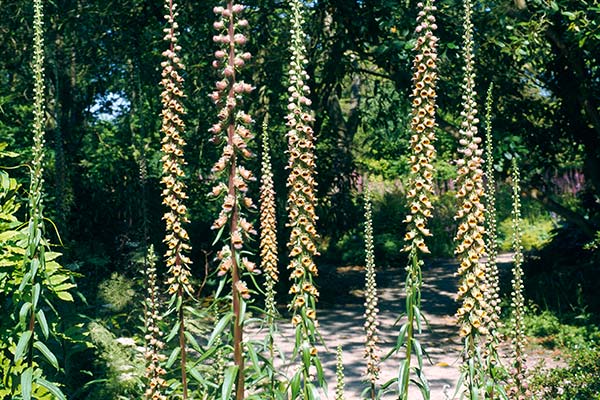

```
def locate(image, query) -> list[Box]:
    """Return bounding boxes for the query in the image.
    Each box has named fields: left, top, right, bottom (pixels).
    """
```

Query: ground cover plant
left=1, top=0, right=599, bottom=399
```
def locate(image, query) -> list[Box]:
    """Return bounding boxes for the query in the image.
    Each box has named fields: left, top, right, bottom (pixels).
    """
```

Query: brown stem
left=196, top=250, right=211, bottom=299
left=226, top=1, right=244, bottom=398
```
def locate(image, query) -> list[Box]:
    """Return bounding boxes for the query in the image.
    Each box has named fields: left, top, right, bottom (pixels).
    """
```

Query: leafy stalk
left=260, top=116, right=279, bottom=321
left=259, top=116, right=280, bottom=396
left=335, top=345, right=345, bottom=400
left=482, top=84, right=504, bottom=384
left=285, top=0, right=324, bottom=397
left=143, top=246, right=167, bottom=400
left=363, top=189, right=380, bottom=399
left=453, top=0, right=493, bottom=396
left=388, top=1, right=439, bottom=398
left=507, top=157, right=530, bottom=399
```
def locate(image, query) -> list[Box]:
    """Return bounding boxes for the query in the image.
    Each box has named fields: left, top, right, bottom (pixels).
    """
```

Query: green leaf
left=0, top=230, right=19, bottom=242
left=33, top=341, right=59, bottom=370
left=32, top=283, right=41, bottom=308
left=30, top=258, right=40, bottom=277
left=44, top=252, right=62, bottom=262
left=290, top=370, right=301, bottom=399
left=19, top=303, right=32, bottom=327
left=184, top=331, right=201, bottom=352
left=36, top=309, right=49, bottom=339
left=55, top=291, right=74, bottom=302
left=36, top=377, right=67, bottom=400
left=15, top=330, right=33, bottom=362
left=301, top=345, right=310, bottom=370
left=245, top=341, right=261, bottom=374
left=413, top=338, right=424, bottom=369
left=397, top=359, right=409, bottom=396
left=189, top=367, right=204, bottom=384
left=221, top=365, right=238, bottom=400
left=208, top=313, right=233, bottom=347
left=166, top=347, right=180, bottom=369
left=212, top=225, right=226, bottom=246
left=21, top=367, right=33, bottom=400
left=386, top=323, right=407, bottom=358
left=165, top=320, right=181, bottom=342
left=239, top=299, right=246, bottom=326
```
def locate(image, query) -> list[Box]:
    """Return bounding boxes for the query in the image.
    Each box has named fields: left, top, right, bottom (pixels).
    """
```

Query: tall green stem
left=24, top=0, right=47, bottom=373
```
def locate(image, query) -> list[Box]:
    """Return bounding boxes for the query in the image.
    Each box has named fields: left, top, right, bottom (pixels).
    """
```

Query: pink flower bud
left=222, top=9, right=231, bottom=17
left=233, top=34, right=247, bottom=45
left=215, top=50, right=226, bottom=58
left=209, top=91, right=220, bottom=102
left=239, top=113, right=253, bottom=124
left=212, top=60, right=219, bottom=68
left=210, top=123, right=222, bottom=133
left=215, top=80, right=228, bottom=90
left=224, top=66, right=235, bottom=77
left=233, top=83, right=244, bottom=93
left=241, top=52, right=252, bottom=60
left=213, top=6, right=224, bottom=14
left=213, top=21, right=224, bottom=30
left=232, top=4, right=244, bottom=13
left=238, top=19, right=248, bottom=27
left=234, top=57, right=245, bottom=67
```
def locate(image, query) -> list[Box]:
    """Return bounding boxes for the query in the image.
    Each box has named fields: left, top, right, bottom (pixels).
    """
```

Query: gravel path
left=251, top=253, right=556, bottom=399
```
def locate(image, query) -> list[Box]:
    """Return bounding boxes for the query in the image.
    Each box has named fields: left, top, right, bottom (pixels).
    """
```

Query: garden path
left=256, top=253, right=558, bottom=399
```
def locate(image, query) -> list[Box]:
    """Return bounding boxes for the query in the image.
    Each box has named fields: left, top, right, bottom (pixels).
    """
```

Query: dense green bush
left=524, top=308, right=600, bottom=349
left=499, top=217, right=555, bottom=251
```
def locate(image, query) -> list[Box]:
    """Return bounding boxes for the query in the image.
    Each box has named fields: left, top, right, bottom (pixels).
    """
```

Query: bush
left=524, top=308, right=600, bottom=349
left=498, top=217, right=556, bottom=251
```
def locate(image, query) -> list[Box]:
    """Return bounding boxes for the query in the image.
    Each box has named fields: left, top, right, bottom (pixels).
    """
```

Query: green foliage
left=98, top=273, right=135, bottom=312
left=524, top=308, right=600, bottom=350
left=499, top=217, right=556, bottom=251
left=85, top=322, right=145, bottom=399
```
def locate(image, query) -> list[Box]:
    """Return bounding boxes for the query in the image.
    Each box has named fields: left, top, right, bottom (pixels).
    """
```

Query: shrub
left=499, top=217, right=555, bottom=251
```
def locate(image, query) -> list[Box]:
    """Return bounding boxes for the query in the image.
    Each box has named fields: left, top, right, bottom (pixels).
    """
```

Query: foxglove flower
left=260, top=119, right=279, bottom=317
left=393, top=2, right=438, bottom=398
left=285, top=0, right=323, bottom=394
left=210, top=2, right=257, bottom=397
left=454, top=0, right=489, bottom=345
left=159, top=0, right=193, bottom=296
left=403, top=0, right=439, bottom=255
left=210, top=1, right=259, bottom=295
